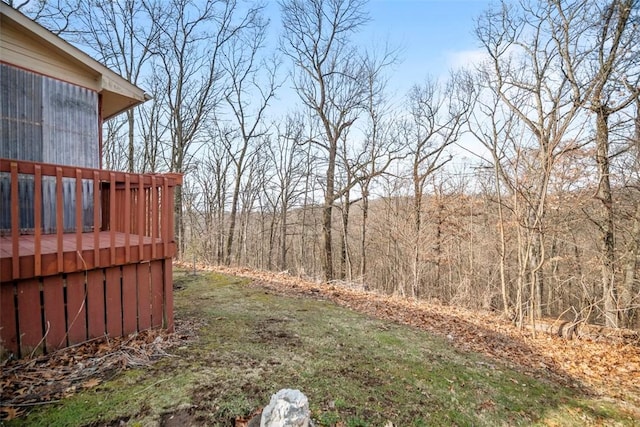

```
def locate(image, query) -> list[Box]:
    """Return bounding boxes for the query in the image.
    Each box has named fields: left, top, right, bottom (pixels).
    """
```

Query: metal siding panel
left=0, top=173, right=38, bottom=232
left=1, top=67, right=99, bottom=234
left=42, top=78, right=98, bottom=168
left=42, top=176, right=56, bottom=234
left=18, top=174, right=35, bottom=230
left=40, top=78, right=99, bottom=233
left=0, top=64, right=43, bottom=161
left=63, top=177, right=75, bottom=232
left=0, top=173, right=10, bottom=230
left=83, top=179, right=94, bottom=232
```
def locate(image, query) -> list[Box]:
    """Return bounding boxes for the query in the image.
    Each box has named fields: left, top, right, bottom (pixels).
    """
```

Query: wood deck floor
left=0, top=231, right=174, bottom=281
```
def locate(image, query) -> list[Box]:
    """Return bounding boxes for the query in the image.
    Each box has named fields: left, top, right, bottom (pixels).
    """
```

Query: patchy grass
left=7, top=270, right=637, bottom=426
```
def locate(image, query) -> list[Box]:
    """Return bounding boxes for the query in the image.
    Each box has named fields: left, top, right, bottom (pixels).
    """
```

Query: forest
left=11, top=0, right=640, bottom=330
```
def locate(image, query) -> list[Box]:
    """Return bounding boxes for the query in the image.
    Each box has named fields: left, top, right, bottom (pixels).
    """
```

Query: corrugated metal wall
left=0, top=64, right=43, bottom=161
left=42, top=77, right=99, bottom=167
left=1, top=64, right=99, bottom=234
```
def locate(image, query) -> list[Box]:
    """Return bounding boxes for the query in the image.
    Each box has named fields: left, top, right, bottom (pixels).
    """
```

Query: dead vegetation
left=0, top=319, right=200, bottom=421
left=210, top=265, right=640, bottom=409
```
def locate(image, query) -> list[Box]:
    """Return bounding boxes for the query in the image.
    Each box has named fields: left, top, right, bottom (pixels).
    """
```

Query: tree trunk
left=174, top=185, right=184, bottom=259
left=494, top=169, right=511, bottom=318
left=435, top=201, right=443, bottom=289
left=412, top=177, right=422, bottom=300
left=530, top=230, right=544, bottom=319
left=280, top=200, right=288, bottom=271
left=323, top=142, right=337, bottom=281
left=359, top=188, right=369, bottom=283
left=620, top=201, right=639, bottom=327
left=340, top=193, right=351, bottom=281
left=594, top=109, right=618, bottom=328
left=226, top=183, right=241, bottom=265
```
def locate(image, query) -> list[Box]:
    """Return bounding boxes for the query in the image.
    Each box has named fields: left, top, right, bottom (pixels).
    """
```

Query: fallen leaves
left=206, top=264, right=640, bottom=411
left=0, top=320, right=198, bottom=420
left=80, top=378, right=101, bottom=389
left=0, top=406, right=23, bottom=421
left=234, top=407, right=262, bottom=426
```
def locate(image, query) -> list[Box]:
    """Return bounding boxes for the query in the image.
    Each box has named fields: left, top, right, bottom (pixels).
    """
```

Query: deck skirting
left=0, top=258, right=174, bottom=359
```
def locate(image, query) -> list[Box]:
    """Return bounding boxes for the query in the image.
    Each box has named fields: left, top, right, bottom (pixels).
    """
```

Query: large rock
left=260, top=389, right=312, bottom=427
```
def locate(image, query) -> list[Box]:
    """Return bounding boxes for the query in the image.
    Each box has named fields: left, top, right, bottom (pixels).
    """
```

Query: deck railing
left=0, top=158, right=182, bottom=280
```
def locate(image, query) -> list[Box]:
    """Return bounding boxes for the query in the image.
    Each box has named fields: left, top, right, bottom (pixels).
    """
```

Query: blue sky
left=267, top=0, right=492, bottom=115
left=362, top=0, right=490, bottom=94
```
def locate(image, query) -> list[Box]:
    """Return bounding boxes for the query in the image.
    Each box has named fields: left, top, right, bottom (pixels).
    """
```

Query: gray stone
left=260, top=389, right=312, bottom=427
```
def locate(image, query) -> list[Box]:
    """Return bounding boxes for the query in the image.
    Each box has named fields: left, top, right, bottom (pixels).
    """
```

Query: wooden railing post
left=55, top=167, right=64, bottom=272
left=10, top=162, right=19, bottom=279
left=75, top=169, right=83, bottom=270
left=34, top=165, right=42, bottom=276
left=109, top=172, right=116, bottom=265
left=137, top=174, right=144, bottom=257
left=167, top=180, right=176, bottom=252
left=162, top=177, right=169, bottom=258
left=93, top=171, right=100, bottom=264
left=151, top=175, right=158, bottom=259
left=124, top=174, right=131, bottom=262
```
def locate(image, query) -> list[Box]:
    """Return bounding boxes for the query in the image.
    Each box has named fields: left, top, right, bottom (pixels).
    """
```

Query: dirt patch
left=253, top=317, right=302, bottom=347
left=160, top=407, right=201, bottom=427
left=337, top=366, right=384, bottom=387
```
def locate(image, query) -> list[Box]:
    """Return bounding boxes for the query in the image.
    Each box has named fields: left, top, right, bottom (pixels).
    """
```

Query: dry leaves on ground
left=208, top=265, right=640, bottom=410
left=0, top=319, right=200, bottom=421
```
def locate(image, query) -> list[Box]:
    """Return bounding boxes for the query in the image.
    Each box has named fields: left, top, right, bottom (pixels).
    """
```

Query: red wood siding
left=0, top=260, right=173, bottom=359
left=42, top=275, right=65, bottom=350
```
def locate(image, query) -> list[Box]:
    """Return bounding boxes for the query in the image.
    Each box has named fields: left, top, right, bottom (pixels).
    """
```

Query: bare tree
left=154, top=0, right=263, bottom=256
left=266, top=114, right=308, bottom=270
left=101, top=116, right=128, bottom=171
left=197, top=136, right=232, bottom=265
left=5, top=0, right=78, bottom=35
left=74, top=0, right=165, bottom=171
left=551, top=0, right=639, bottom=327
left=137, top=69, right=168, bottom=173
left=467, top=67, right=520, bottom=319
left=349, top=47, right=401, bottom=283
left=402, top=74, right=471, bottom=299
left=219, top=8, right=280, bottom=265
left=280, top=0, right=370, bottom=281
left=475, top=0, right=587, bottom=325
left=619, top=96, right=640, bottom=327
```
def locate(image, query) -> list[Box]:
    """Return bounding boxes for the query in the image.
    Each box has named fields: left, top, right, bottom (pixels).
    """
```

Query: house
left=0, top=3, right=181, bottom=359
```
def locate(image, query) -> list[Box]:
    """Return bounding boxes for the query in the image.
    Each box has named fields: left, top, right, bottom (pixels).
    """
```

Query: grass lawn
left=6, top=270, right=637, bottom=426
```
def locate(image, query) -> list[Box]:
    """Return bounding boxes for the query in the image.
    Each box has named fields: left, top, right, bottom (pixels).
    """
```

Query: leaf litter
left=208, top=265, right=640, bottom=416
left=0, top=319, right=201, bottom=422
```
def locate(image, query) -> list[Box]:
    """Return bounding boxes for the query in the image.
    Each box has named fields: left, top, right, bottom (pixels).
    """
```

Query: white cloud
left=446, top=49, right=488, bottom=70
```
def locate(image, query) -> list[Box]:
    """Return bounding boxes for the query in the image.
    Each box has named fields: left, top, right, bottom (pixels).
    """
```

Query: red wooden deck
left=0, top=159, right=181, bottom=358
left=0, top=158, right=181, bottom=281
left=0, top=231, right=175, bottom=281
